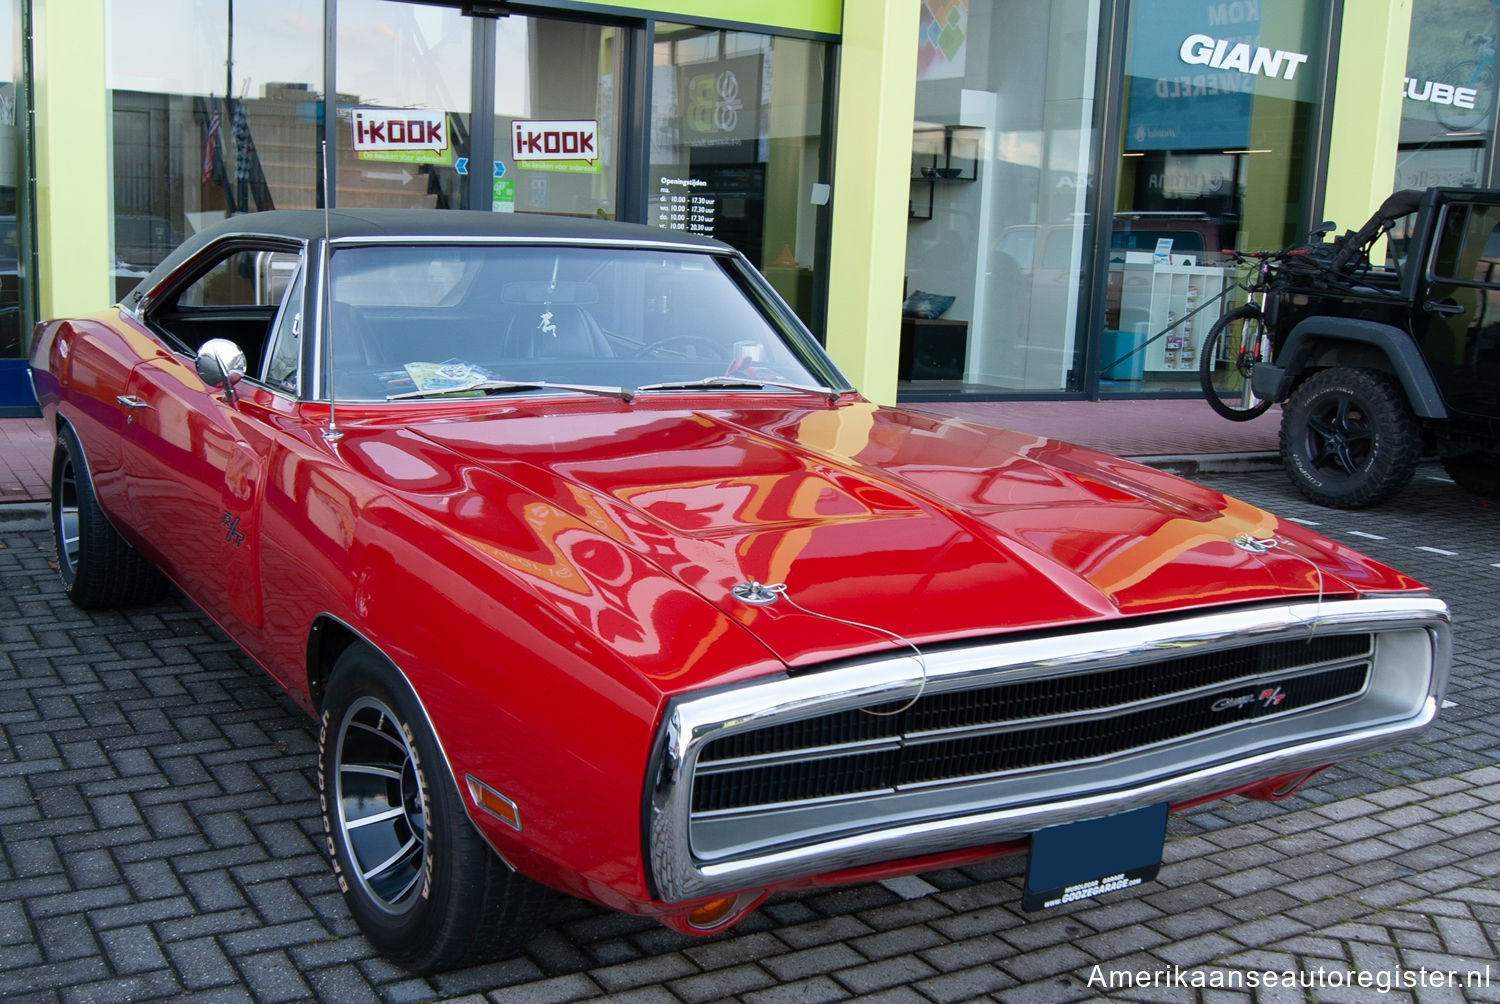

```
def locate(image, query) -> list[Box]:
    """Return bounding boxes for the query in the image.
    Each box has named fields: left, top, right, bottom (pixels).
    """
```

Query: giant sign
left=1124, top=1, right=1321, bottom=152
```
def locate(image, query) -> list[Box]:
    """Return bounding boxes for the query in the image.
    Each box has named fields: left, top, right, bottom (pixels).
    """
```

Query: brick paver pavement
left=1, top=464, right=1496, bottom=1002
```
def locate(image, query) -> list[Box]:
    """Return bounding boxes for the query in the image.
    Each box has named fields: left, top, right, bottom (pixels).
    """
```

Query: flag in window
left=202, top=103, right=221, bottom=185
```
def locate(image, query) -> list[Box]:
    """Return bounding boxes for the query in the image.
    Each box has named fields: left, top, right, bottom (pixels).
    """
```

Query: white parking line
left=1286, top=516, right=1321, bottom=526
left=1348, top=531, right=1387, bottom=540
left=1417, top=546, right=1459, bottom=556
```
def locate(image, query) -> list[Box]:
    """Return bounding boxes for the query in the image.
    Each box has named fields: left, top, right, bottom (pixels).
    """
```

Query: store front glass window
left=899, top=0, right=1104, bottom=395
left=2, top=0, right=24, bottom=362
left=1109, top=0, right=1327, bottom=393
left=336, top=0, right=470, bottom=211
left=649, top=25, right=831, bottom=334
left=1395, top=0, right=1498, bottom=195
left=494, top=18, right=620, bottom=218
left=108, top=0, right=323, bottom=298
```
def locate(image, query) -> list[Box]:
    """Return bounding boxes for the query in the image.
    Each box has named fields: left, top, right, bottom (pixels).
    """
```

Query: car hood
left=341, top=399, right=1421, bottom=673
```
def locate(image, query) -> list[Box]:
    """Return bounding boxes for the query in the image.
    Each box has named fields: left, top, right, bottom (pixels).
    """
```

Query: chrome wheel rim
left=335, top=696, right=428, bottom=914
left=55, top=454, right=81, bottom=576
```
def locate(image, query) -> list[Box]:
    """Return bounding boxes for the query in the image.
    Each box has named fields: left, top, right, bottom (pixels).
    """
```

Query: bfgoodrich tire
left=318, top=644, right=554, bottom=974
left=1279, top=367, right=1421, bottom=509
left=50, top=423, right=168, bottom=608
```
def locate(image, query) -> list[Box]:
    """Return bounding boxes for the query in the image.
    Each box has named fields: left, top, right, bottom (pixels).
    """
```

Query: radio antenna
left=320, top=139, right=343, bottom=443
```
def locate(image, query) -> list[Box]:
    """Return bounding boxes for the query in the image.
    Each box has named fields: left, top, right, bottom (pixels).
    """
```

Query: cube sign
left=352, top=108, right=448, bottom=155
left=511, top=120, right=599, bottom=164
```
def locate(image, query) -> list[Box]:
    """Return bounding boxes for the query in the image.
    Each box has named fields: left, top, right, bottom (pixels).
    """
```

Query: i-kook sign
left=352, top=108, right=448, bottom=154
left=511, top=120, right=601, bottom=173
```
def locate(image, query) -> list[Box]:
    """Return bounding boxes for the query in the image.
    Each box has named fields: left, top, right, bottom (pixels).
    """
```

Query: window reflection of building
left=898, top=0, right=1330, bottom=400
left=902, top=0, right=1103, bottom=396
left=1395, top=0, right=1498, bottom=200
left=649, top=25, right=832, bottom=336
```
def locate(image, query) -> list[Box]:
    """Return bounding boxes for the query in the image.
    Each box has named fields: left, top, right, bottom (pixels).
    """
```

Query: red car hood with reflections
left=374, top=399, right=1420, bottom=670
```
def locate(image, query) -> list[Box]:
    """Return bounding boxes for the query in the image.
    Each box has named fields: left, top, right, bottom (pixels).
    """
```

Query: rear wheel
left=1200, top=305, right=1275, bottom=421
left=51, top=424, right=168, bottom=608
left=319, top=644, right=553, bottom=973
left=1441, top=453, right=1500, bottom=497
left=1279, top=367, right=1421, bottom=509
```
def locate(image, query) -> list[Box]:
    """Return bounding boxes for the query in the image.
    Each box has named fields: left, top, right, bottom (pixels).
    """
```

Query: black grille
left=691, top=635, right=1372, bottom=815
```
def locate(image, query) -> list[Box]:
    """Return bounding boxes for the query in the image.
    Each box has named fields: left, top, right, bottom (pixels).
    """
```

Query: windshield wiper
left=387, top=380, right=634, bottom=403
left=633, top=375, right=841, bottom=403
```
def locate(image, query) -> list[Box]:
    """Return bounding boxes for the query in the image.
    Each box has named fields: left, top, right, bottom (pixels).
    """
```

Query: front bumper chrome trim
left=647, top=597, right=1450, bottom=903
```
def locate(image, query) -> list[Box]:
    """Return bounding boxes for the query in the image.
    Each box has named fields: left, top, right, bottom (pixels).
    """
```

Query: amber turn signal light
left=686, top=896, right=739, bottom=930
left=466, top=775, right=522, bottom=831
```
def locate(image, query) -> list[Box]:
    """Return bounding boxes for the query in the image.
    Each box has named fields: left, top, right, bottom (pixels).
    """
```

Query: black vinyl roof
left=131, top=209, right=729, bottom=304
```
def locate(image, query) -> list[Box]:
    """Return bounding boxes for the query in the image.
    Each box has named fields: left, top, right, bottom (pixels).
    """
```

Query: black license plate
left=1022, top=803, right=1167, bottom=911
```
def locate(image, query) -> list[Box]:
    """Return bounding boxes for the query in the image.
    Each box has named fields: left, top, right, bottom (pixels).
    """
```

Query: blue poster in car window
left=1124, top=0, right=1318, bottom=151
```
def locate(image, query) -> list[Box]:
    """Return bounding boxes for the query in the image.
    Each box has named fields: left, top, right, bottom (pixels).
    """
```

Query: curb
left=1129, top=452, right=1282, bottom=476
left=0, top=502, right=49, bottom=531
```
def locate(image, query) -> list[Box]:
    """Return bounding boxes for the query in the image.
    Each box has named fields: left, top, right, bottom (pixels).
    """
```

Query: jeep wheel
left=319, top=644, right=554, bottom=973
left=1441, top=453, right=1500, bottom=497
left=1280, top=367, right=1421, bottom=509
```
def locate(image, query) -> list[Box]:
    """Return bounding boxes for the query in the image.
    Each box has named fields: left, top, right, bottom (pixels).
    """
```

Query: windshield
left=322, top=244, right=832, bottom=402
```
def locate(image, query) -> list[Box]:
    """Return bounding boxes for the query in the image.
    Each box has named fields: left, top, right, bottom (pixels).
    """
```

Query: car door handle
left=1422, top=300, right=1465, bottom=317
left=116, top=395, right=148, bottom=409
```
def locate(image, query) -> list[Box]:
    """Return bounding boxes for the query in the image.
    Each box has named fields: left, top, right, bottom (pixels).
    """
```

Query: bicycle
left=1435, top=31, right=1497, bottom=132
left=1199, top=192, right=1419, bottom=421
left=1198, top=247, right=1302, bottom=421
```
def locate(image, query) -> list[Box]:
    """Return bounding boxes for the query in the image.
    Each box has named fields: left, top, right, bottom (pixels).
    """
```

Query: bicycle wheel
left=1199, top=304, right=1274, bottom=421
left=1435, top=60, right=1496, bottom=131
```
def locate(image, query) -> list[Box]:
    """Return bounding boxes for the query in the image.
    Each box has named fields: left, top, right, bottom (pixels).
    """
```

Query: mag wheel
left=1279, top=367, right=1421, bottom=509
left=319, top=645, right=553, bottom=974
left=1200, top=305, right=1275, bottom=421
left=51, top=424, right=167, bottom=609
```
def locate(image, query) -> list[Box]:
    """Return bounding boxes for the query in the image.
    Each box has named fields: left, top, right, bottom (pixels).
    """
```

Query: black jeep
left=1217, top=187, right=1500, bottom=508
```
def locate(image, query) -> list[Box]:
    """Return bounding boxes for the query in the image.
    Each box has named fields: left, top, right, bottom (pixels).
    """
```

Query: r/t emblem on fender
left=221, top=511, right=247, bottom=547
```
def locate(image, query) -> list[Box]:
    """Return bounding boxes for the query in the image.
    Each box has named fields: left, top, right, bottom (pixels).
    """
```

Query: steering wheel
left=633, top=336, right=730, bottom=360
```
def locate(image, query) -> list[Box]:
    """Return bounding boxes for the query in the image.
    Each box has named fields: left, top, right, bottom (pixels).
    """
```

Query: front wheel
left=1199, top=305, right=1274, bottom=421
left=1279, top=367, right=1421, bottom=509
left=319, top=645, right=554, bottom=973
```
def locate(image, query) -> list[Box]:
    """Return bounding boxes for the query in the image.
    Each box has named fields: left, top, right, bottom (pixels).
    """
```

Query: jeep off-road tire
left=51, top=423, right=168, bottom=608
left=319, top=644, right=554, bottom=974
left=1279, top=367, right=1421, bottom=509
left=1441, top=453, right=1500, bottom=497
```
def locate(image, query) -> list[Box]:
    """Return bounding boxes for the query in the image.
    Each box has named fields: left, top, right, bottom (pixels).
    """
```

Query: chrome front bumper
left=646, top=597, right=1450, bottom=903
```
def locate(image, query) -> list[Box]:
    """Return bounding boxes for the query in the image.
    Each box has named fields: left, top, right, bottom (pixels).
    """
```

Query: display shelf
left=909, top=125, right=979, bottom=221
left=1109, top=262, right=1228, bottom=374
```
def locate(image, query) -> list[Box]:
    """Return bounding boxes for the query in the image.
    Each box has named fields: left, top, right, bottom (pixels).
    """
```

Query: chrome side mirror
left=195, top=338, right=247, bottom=400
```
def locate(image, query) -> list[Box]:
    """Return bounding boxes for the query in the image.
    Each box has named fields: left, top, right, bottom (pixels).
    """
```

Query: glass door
left=335, top=0, right=473, bottom=209
left=493, top=17, right=621, bottom=218
left=333, top=2, right=623, bottom=217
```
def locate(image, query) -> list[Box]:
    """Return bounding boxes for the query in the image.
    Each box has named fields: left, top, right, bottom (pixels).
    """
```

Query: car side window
left=262, top=266, right=306, bottom=394
left=150, top=247, right=301, bottom=377
left=1432, top=204, right=1500, bottom=286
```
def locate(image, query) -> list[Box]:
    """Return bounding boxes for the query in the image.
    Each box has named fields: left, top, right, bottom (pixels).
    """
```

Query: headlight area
left=645, top=597, right=1450, bottom=908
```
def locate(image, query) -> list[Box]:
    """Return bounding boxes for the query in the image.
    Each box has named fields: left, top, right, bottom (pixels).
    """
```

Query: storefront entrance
left=101, top=0, right=833, bottom=344
left=332, top=2, right=623, bottom=218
